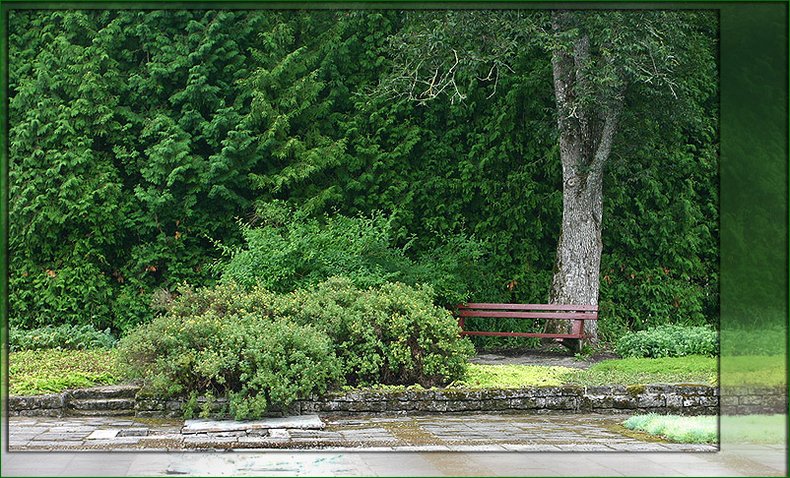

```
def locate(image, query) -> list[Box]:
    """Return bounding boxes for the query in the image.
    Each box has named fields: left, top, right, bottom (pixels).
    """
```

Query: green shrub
left=117, top=292, right=341, bottom=419
left=272, top=277, right=474, bottom=387
left=9, top=324, right=117, bottom=352
left=615, top=325, right=718, bottom=358
left=219, top=203, right=492, bottom=306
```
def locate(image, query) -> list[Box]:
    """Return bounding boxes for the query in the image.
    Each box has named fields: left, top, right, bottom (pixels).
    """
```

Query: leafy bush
left=615, top=325, right=718, bottom=358
left=219, top=203, right=492, bottom=306
left=117, top=292, right=341, bottom=419
left=9, top=324, right=117, bottom=352
left=272, top=277, right=474, bottom=387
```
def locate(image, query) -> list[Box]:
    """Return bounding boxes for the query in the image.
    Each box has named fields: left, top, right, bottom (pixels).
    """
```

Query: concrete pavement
left=2, top=412, right=786, bottom=476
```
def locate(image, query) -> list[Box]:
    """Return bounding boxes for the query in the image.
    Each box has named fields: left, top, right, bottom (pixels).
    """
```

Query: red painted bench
left=455, top=303, right=598, bottom=351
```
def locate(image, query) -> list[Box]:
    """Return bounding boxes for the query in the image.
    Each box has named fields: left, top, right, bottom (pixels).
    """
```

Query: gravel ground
left=470, top=346, right=619, bottom=369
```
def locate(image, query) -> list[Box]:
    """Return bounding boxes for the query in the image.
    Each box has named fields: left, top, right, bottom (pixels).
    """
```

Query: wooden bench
left=455, top=303, right=599, bottom=352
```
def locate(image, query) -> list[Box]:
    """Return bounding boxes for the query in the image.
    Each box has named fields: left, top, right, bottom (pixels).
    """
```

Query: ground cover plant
left=623, top=414, right=717, bottom=444
left=9, top=324, right=117, bottom=352
left=567, top=356, right=717, bottom=386
left=615, top=325, right=718, bottom=358
left=9, top=349, right=122, bottom=396
left=451, top=364, right=574, bottom=388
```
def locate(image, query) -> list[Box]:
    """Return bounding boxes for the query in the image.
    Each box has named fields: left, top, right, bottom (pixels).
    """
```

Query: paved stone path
left=8, top=413, right=716, bottom=452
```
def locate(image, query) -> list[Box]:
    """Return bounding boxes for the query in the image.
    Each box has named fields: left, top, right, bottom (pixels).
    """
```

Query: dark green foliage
left=9, top=324, right=117, bottom=352
left=615, top=325, right=719, bottom=358
left=9, top=10, right=718, bottom=342
left=220, top=203, right=493, bottom=306
left=117, top=287, right=341, bottom=419
left=119, top=278, right=472, bottom=414
left=272, top=277, right=474, bottom=387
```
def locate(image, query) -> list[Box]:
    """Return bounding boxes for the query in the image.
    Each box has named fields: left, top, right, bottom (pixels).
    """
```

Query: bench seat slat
left=460, top=303, right=598, bottom=311
left=458, top=310, right=598, bottom=319
left=460, top=331, right=586, bottom=339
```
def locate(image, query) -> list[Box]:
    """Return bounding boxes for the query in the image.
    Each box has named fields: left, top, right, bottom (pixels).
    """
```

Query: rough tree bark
left=546, top=12, right=622, bottom=351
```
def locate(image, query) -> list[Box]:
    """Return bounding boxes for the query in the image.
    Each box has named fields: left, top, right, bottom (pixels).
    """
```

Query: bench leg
left=561, top=338, right=583, bottom=354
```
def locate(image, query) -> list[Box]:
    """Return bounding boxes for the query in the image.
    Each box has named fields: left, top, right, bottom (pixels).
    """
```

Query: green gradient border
left=0, top=0, right=787, bottom=458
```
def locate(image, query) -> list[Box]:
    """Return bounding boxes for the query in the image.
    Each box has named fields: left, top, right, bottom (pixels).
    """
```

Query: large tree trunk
left=546, top=12, right=622, bottom=351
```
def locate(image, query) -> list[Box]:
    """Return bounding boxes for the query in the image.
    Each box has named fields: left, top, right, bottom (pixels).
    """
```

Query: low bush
left=272, top=277, right=475, bottom=387
left=9, top=324, right=117, bottom=352
left=117, top=298, right=341, bottom=420
left=218, top=203, right=493, bottom=306
left=615, top=324, right=718, bottom=358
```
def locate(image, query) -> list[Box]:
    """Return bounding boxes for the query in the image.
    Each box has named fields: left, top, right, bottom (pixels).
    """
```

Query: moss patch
left=9, top=349, right=123, bottom=396
left=451, top=363, right=576, bottom=388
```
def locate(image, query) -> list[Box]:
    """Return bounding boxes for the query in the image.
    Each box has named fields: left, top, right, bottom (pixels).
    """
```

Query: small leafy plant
left=615, top=324, right=718, bottom=358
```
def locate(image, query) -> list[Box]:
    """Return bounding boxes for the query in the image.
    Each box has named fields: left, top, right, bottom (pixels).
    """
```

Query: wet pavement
left=7, top=413, right=715, bottom=452
left=3, top=413, right=786, bottom=476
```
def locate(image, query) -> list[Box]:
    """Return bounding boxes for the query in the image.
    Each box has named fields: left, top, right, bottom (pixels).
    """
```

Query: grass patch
left=9, top=349, right=123, bottom=396
left=720, top=355, right=786, bottom=387
left=567, top=356, right=717, bottom=386
left=452, top=364, right=576, bottom=388
left=720, top=414, right=787, bottom=444
left=623, top=414, right=718, bottom=443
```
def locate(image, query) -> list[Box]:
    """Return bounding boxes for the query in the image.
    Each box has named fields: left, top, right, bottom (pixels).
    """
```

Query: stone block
left=644, top=384, right=672, bottom=394
left=480, top=398, right=511, bottom=411
left=445, top=400, right=482, bottom=412
left=544, top=395, right=578, bottom=410
left=580, top=395, right=613, bottom=410
left=8, top=394, right=64, bottom=411
left=68, top=385, right=140, bottom=400
left=612, top=395, right=639, bottom=409
left=165, top=400, right=184, bottom=411
left=509, top=397, right=545, bottom=409
left=584, top=386, right=613, bottom=395
left=637, top=394, right=665, bottom=408
left=135, top=399, right=166, bottom=411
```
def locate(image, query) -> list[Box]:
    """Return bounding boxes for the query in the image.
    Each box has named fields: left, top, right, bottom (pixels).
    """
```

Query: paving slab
left=86, top=429, right=120, bottom=440
left=181, top=415, right=324, bottom=434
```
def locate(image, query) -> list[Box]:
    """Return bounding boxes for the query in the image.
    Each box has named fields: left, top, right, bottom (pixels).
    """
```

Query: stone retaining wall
left=9, top=384, right=786, bottom=418
left=296, top=385, right=720, bottom=416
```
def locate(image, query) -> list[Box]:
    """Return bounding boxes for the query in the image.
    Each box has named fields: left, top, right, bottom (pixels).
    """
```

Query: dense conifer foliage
left=8, top=10, right=718, bottom=341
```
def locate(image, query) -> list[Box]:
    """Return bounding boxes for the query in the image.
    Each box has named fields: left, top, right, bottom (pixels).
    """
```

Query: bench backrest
left=455, top=303, right=598, bottom=338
